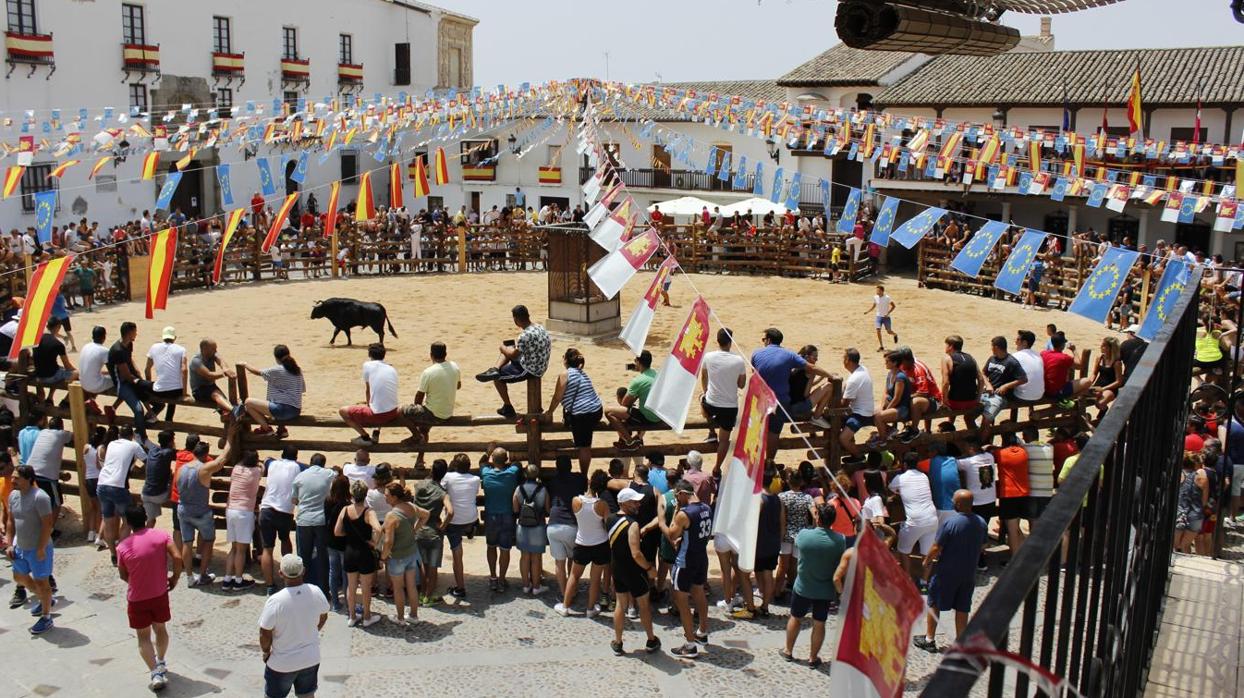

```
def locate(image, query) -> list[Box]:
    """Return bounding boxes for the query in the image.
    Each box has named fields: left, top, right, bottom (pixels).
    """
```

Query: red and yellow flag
left=145, top=229, right=177, bottom=320
left=89, top=156, right=113, bottom=180
left=47, top=160, right=79, bottom=180
left=323, top=181, right=341, bottom=239
left=433, top=147, right=450, bottom=185
left=2, top=166, right=24, bottom=199
left=212, top=209, right=245, bottom=283
left=1126, top=68, right=1143, bottom=136
left=176, top=148, right=198, bottom=171
left=412, top=155, right=430, bottom=198
left=262, top=193, right=298, bottom=253
left=389, top=162, right=404, bottom=209
left=140, top=151, right=160, bottom=180
left=355, top=172, right=376, bottom=221
left=9, top=254, right=74, bottom=360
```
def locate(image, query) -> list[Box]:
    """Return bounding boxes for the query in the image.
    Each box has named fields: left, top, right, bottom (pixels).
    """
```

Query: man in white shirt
left=440, top=455, right=481, bottom=600
left=341, top=448, right=374, bottom=489
left=1012, top=329, right=1046, bottom=403
left=0, top=308, right=20, bottom=368
left=699, top=327, right=746, bottom=467
left=259, top=554, right=328, bottom=698
left=339, top=343, right=399, bottom=447
left=145, top=326, right=187, bottom=424
left=889, top=452, right=940, bottom=583
left=79, top=325, right=113, bottom=398
left=838, top=348, right=876, bottom=464
left=96, top=426, right=148, bottom=557
left=259, top=446, right=303, bottom=596
left=865, top=284, right=898, bottom=351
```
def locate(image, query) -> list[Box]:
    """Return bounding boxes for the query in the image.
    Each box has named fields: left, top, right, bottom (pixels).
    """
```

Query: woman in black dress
left=334, top=480, right=381, bottom=628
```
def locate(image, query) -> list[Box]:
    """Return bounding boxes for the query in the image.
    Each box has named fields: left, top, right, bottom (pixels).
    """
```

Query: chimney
left=1040, top=16, right=1052, bottom=40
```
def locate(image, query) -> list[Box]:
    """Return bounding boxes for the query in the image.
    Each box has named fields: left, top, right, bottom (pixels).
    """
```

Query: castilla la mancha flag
left=830, top=531, right=925, bottom=698
left=711, top=373, right=777, bottom=572
left=646, top=295, right=712, bottom=433
left=587, top=229, right=660, bottom=300
left=619, top=256, right=677, bottom=354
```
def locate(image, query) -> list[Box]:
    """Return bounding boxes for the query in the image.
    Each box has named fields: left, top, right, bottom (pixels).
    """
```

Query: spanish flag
left=412, top=156, right=429, bottom=198
left=1028, top=139, right=1041, bottom=174
left=433, top=147, right=449, bottom=185
left=1126, top=68, right=1143, bottom=137
left=262, top=193, right=298, bottom=253
left=213, top=209, right=245, bottom=283
left=355, top=172, right=375, bottom=221
left=389, top=162, right=403, bottom=209
left=146, top=229, right=177, bottom=320
left=47, top=160, right=79, bottom=180
left=2, top=166, right=24, bottom=199
left=140, top=151, right=160, bottom=180
left=176, top=148, right=198, bottom=171
left=323, top=181, right=341, bottom=239
left=9, top=254, right=74, bottom=360
left=89, top=156, right=113, bottom=180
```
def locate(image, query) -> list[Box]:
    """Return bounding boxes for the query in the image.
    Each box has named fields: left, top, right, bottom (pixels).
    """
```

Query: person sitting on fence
left=1041, top=333, right=1084, bottom=405
left=606, top=350, right=662, bottom=452
left=545, top=347, right=604, bottom=474
left=872, top=351, right=911, bottom=447
left=897, top=346, right=942, bottom=443
left=399, top=341, right=460, bottom=452
left=79, top=326, right=113, bottom=404
left=108, top=321, right=156, bottom=441
left=1089, top=336, right=1126, bottom=418
left=32, top=317, right=78, bottom=407
left=838, top=348, right=876, bottom=466
left=144, top=327, right=187, bottom=426
left=236, top=345, right=306, bottom=439
left=980, top=336, right=1028, bottom=438
left=189, top=338, right=237, bottom=421
left=788, top=345, right=837, bottom=432
left=340, top=343, right=399, bottom=448
left=700, top=329, right=747, bottom=465
left=475, top=304, right=551, bottom=420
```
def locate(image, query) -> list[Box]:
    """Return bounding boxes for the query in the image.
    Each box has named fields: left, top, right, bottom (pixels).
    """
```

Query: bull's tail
left=384, top=308, right=398, bottom=338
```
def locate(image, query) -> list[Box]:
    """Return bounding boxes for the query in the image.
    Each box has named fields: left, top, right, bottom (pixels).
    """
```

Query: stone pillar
left=1001, top=201, right=1012, bottom=223
left=1067, top=204, right=1078, bottom=233
left=1136, top=208, right=1152, bottom=248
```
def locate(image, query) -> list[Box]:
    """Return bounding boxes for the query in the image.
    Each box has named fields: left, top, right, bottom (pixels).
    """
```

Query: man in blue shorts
left=480, top=447, right=519, bottom=591
left=751, top=328, right=830, bottom=461
left=915, top=489, right=988, bottom=652
left=6, top=465, right=56, bottom=634
left=667, top=480, right=711, bottom=658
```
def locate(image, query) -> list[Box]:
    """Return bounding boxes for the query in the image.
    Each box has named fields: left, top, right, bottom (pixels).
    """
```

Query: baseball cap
left=162, top=326, right=177, bottom=340
left=279, top=553, right=305, bottom=578
left=1124, top=324, right=1140, bottom=334
left=617, top=488, right=645, bottom=504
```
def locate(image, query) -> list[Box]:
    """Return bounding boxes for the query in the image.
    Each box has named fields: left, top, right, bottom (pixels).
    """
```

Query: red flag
left=145, top=230, right=177, bottom=320
left=9, top=255, right=74, bottom=360
left=212, top=209, right=244, bottom=283
left=262, top=193, right=298, bottom=253
left=1193, top=95, right=1202, bottom=146
left=389, top=161, right=403, bottom=209
left=323, top=181, right=341, bottom=239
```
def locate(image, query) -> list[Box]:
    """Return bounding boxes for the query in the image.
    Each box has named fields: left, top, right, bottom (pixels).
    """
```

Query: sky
left=445, top=0, right=1241, bottom=87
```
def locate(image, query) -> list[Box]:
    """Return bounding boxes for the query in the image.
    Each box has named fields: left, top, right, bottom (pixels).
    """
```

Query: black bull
left=310, top=298, right=398, bottom=346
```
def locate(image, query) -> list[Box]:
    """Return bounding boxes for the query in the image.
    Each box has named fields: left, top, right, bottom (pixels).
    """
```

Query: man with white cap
left=145, top=327, right=187, bottom=425
left=259, top=553, right=329, bottom=698
left=608, top=488, right=660, bottom=656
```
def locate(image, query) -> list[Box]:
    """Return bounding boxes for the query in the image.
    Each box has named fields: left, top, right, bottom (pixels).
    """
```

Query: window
left=129, top=83, right=148, bottom=114
left=7, top=0, right=37, bottom=34
left=19, top=163, right=54, bottom=213
left=282, top=90, right=299, bottom=112
left=216, top=87, right=233, bottom=110
left=340, top=150, right=358, bottom=183
left=338, top=33, right=353, bottom=65
left=547, top=144, right=563, bottom=167
left=282, top=26, right=298, bottom=60
left=212, top=15, right=231, bottom=54
left=461, top=139, right=497, bottom=166
left=427, top=196, right=444, bottom=211
left=394, top=42, right=410, bottom=85
left=1170, top=127, right=1208, bottom=143
left=121, top=3, right=145, bottom=45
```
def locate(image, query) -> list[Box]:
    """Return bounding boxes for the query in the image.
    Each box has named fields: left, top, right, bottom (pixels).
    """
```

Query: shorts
left=36, top=368, right=75, bottom=385
left=566, top=409, right=602, bottom=449
left=1234, top=463, right=1244, bottom=497
left=917, top=396, right=941, bottom=414
left=178, top=508, right=217, bottom=543
left=928, top=574, right=975, bottom=614
left=401, top=403, right=449, bottom=426
left=754, top=554, right=779, bottom=572
left=127, top=592, right=171, bottom=629
left=386, top=551, right=421, bottom=577
left=671, top=563, right=707, bottom=592
left=780, top=540, right=801, bottom=559
left=573, top=541, right=610, bottom=566
left=546, top=523, right=577, bottom=561
left=98, top=484, right=132, bottom=518
left=516, top=524, right=548, bottom=553
left=1194, top=357, right=1225, bottom=372
left=769, top=400, right=791, bottom=434
left=897, top=521, right=937, bottom=555
left=484, top=513, right=516, bottom=549
left=789, top=399, right=813, bottom=421
left=34, top=477, right=61, bottom=509
left=1029, top=496, right=1051, bottom=519
left=416, top=536, right=444, bottom=568
left=56, top=315, right=71, bottom=332
left=998, top=497, right=1030, bottom=521
left=702, top=397, right=739, bottom=430
left=845, top=412, right=874, bottom=432
left=946, top=398, right=980, bottom=412
left=713, top=533, right=737, bottom=554
left=268, top=402, right=300, bottom=422
left=445, top=522, right=474, bottom=551
left=226, top=509, right=256, bottom=544
left=343, top=404, right=398, bottom=427
left=1048, top=382, right=1073, bottom=399
left=264, top=663, right=319, bottom=698
left=790, top=590, right=831, bottom=622
left=893, top=404, right=911, bottom=421
left=12, top=543, right=53, bottom=579
left=497, top=361, right=533, bottom=384
left=980, top=393, right=1008, bottom=421
left=259, top=508, right=295, bottom=548
left=875, top=315, right=892, bottom=330
left=625, top=406, right=662, bottom=429
left=1177, top=513, right=1205, bottom=532
left=192, top=384, right=223, bottom=403
left=972, top=501, right=998, bottom=522
left=612, top=567, right=650, bottom=597
left=639, top=529, right=660, bottom=563
left=141, top=490, right=169, bottom=521
left=84, top=477, right=99, bottom=499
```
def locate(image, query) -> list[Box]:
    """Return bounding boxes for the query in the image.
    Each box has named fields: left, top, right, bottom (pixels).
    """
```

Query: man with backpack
left=481, top=447, right=519, bottom=592
left=512, top=463, right=549, bottom=595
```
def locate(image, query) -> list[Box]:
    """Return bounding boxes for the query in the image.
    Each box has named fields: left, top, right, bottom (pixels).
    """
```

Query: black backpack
left=517, top=483, right=545, bottom=527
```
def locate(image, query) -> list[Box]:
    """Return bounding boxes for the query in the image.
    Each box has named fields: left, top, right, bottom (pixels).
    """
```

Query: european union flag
left=704, top=147, right=717, bottom=176
left=890, top=207, right=946, bottom=249
left=1087, top=182, right=1108, bottom=208
left=994, top=230, right=1047, bottom=295
left=924, top=158, right=937, bottom=178
left=154, top=171, right=182, bottom=212
left=216, top=164, right=234, bottom=208
left=1018, top=171, right=1033, bottom=195
left=950, top=220, right=1008, bottom=278
left=291, top=151, right=309, bottom=185
left=1068, top=246, right=1141, bottom=324
left=769, top=167, right=783, bottom=204
left=1138, top=259, right=1192, bottom=341
left=819, top=179, right=830, bottom=214
left=717, top=152, right=731, bottom=182
left=752, top=161, right=764, bottom=197
left=257, top=158, right=276, bottom=196
left=1178, top=194, right=1197, bottom=224
left=33, top=190, right=55, bottom=244
left=836, top=188, right=860, bottom=235
left=847, top=142, right=858, bottom=161
left=784, top=172, right=801, bottom=212
left=733, top=155, right=748, bottom=190
left=1050, top=177, right=1068, bottom=202
left=869, top=196, right=899, bottom=246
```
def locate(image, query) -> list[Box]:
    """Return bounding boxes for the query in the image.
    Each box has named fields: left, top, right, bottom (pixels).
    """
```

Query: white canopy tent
left=647, top=196, right=720, bottom=217
left=719, top=197, right=798, bottom=216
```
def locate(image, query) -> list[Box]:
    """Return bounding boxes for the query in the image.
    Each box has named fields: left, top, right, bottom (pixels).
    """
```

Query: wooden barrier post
left=67, top=383, right=95, bottom=528
left=330, top=231, right=339, bottom=279
left=825, top=377, right=843, bottom=469
left=457, top=225, right=467, bottom=273
left=525, top=377, right=542, bottom=468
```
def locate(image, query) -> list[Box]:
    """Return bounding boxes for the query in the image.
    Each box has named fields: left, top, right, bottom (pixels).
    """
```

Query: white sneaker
left=522, top=586, right=532, bottom=595
left=715, top=600, right=730, bottom=610
left=586, top=604, right=602, bottom=618
left=554, top=602, right=570, bottom=617
left=148, top=670, right=168, bottom=691
left=86, top=531, right=96, bottom=543
left=531, top=585, right=547, bottom=596
left=361, top=615, right=381, bottom=628
left=626, top=607, right=639, bottom=620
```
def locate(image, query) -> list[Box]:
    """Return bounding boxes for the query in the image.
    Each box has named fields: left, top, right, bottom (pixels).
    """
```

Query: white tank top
left=574, top=494, right=607, bottom=546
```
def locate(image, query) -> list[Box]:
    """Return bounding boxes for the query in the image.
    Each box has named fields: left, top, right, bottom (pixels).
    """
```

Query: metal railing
left=579, top=166, right=754, bottom=194
left=921, top=272, right=1200, bottom=697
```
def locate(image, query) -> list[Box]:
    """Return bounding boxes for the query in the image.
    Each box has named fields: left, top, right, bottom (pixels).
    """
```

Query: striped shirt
left=561, top=367, right=603, bottom=416
left=1023, top=440, right=1056, bottom=499
left=262, top=366, right=305, bottom=409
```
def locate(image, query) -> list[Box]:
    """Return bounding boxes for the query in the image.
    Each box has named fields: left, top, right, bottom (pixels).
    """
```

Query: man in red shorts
left=339, top=343, right=400, bottom=447
left=116, top=503, right=183, bottom=692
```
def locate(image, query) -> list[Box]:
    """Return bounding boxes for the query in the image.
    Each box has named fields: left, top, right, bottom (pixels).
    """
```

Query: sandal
left=779, top=649, right=796, bottom=662
left=808, top=657, right=824, bottom=669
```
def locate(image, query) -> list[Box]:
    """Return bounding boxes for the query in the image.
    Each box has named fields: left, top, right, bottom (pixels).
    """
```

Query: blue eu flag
left=257, top=158, right=276, bottom=196
left=769, top=167, right=784, bottom=204
left=784, top=172, right=801, bottom=212
left=1137, top=259, right=1192, bottom=341
left=154, top=172, right=182, bottom=211
left=994, top=230, right=1047, bottom=296
left=890, top=207, right=946, bottom=249
left=733, top=155, right=748, bottom=190
left=752, top=161, right=764, bottom=197
left=950, top=220, right=1008, bottom=278
left=216, top=165, right=234, bottom=208
left=836, top=188, right=860, bottom=235
left=869, top=196, right=899, bottom=246
left=34, top=190, right=56, bottom=244
left=1068, top=246, right=1141, bottom=324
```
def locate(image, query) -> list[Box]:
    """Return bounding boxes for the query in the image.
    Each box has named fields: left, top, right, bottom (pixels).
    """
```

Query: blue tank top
left=675, top=501, right=711, bottom=568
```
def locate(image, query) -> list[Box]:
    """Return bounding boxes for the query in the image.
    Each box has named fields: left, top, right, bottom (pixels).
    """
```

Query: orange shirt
left=991, top=445, right=1031, bottom=499
left=830, top=495, right=861, bottom=538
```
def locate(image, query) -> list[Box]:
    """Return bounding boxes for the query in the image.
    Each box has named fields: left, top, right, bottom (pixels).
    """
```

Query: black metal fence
left=921, top=274, right=1200, bottom=697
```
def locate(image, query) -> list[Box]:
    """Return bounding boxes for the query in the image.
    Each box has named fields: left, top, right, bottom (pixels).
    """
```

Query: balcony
left=280, top=57, right=310, bottom=86
left=4, top=31, right=55, bottom=77
left=212, top=51, right=244, bottom=78
left=462, top=164, right=496, bottom=182
left=337, top=62, right=363, bottom=86
left=122, top=42, right=159, bottom=80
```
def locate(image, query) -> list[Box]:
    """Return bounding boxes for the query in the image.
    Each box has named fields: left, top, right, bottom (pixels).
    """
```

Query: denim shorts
left=264, top=663, right=318, bottom=698
left=485, top=513, right=516, bottom=549
left=981, top=393, right=1008, bottom=421
left=386, top=551, right=421, bottom=578
left=178, top=508, right=217, bottom=543
left=416, top=537, right=444, bottom=568
left=97, top=484, right=132, bottom=518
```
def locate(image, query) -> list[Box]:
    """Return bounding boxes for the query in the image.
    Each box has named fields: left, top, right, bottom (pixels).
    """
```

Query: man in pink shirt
left=117, top=504, right=183, bottom=692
